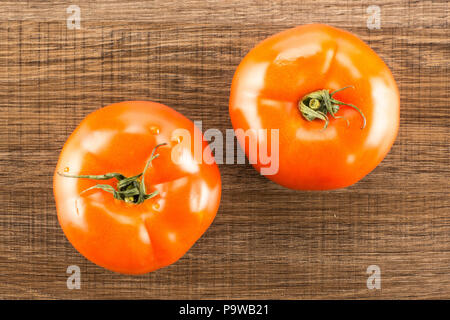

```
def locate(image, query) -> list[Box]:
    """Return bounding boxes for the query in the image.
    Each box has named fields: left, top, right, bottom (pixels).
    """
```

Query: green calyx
left=58, top=143, right=167, bottom=204
left=298, top=86, right=366, bottom=130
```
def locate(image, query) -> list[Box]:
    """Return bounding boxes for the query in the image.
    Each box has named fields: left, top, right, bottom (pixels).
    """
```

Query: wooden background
left=0, top=0, right=448, bottom=299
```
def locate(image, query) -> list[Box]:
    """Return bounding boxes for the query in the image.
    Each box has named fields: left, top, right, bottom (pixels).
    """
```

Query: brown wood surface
left=0, top=0, right=449, bottom=299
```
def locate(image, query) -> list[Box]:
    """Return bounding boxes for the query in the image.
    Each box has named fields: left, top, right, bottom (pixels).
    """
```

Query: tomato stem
left=298, top=86, right=366, bottom=130
left=57, top=143, right=167, bottom=204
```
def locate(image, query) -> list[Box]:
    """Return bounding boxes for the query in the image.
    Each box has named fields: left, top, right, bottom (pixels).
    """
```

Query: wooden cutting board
left=0, top=0, right=448, bottom=299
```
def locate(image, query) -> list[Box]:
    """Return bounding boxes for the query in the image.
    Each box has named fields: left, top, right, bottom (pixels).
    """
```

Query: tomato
left=54, top=101, right=221, bottom=274
left=229, top=24, right=399, bottom=190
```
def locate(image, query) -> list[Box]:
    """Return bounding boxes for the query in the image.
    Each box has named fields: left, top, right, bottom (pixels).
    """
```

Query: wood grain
left=0, top=0, right=448, bottom=299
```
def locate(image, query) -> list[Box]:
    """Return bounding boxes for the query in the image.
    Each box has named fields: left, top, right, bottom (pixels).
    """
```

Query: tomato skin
left=54, top=101, right=221, bottom=274
left=229, top=24, right=400, bottom=190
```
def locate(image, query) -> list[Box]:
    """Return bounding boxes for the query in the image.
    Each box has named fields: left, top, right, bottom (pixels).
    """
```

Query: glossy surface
left=54, top=101, right=221, bottom=274
left=229, top=24, right=400, bottom=190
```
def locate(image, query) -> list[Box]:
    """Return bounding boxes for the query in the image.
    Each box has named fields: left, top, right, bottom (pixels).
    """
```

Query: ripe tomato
left=229, top=24, right=399, bottom=190
left=54, top=101, right=221, bottom=274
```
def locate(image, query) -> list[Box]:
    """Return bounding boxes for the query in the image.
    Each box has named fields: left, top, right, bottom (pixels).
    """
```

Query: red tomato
left=54, top=101, right=221, bottom=274
left=229, top=24, right=399, bottom=190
